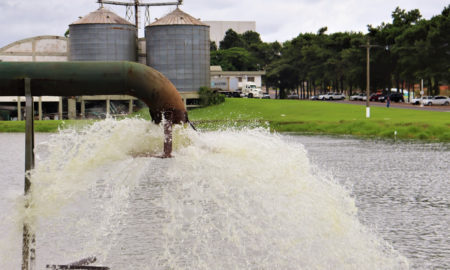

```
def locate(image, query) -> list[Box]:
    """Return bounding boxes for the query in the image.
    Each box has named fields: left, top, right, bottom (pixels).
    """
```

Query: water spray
left=0, top=61, right=188, bottom=269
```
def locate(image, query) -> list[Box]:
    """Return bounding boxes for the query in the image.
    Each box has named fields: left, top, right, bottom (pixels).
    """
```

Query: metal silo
left=69, top=7, right=137, bottom=61
left=145, top=8, right=210, bottom=93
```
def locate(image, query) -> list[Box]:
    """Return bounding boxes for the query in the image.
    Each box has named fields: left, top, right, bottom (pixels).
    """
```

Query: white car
left=423, top=96, right=450, bottom=106
left=318, top=92, right=333, bottom=100
left=411, top=96, right=432, bottom=105
left=350, top=93, right=365, bottom=101
left=329, top=93, right=346, bottom=100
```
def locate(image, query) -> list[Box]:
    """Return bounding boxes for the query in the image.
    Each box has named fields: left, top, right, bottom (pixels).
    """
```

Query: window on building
left=247, top=77, right=255, bottom=82
left=238, top=77, right=242, bottom=82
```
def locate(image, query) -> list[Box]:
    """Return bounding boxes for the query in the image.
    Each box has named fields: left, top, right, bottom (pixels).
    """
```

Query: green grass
left=0, top=119, right=95, bottom=133
left=186, top=98, right=450, bottom=142
left=2, top=99, right=449, bottom=142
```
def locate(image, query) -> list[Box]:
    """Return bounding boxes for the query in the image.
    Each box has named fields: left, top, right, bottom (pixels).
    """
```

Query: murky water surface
left=0, top=123, right=448, bottom=269
left=287, top=135, right=449, bottom=269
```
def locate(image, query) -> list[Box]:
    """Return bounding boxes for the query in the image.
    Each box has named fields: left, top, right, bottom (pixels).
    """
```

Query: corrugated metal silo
left=69, top=7, right=137, bottom=61
left=145, top=8, right=210, bottom=92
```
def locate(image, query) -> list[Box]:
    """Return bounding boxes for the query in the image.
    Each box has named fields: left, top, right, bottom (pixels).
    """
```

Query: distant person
left=386, top=96, right=390, bottom=108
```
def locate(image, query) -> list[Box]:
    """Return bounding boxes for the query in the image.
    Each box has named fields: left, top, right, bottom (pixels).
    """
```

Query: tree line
left=210, top=5, right=449, bottom=99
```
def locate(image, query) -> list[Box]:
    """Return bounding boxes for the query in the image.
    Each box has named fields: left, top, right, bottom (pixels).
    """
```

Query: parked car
left=411, top=96, right=432, bottom=105
left=287, top=94, right=300, bottom=99
left=422, top=96, right=433, bottom=105
left=309, top=95, right=319, bottom=100
left=329, top=93, right=346, bottom=100
left=350, top=93, right=365, bottom=101
left=261, top=94, right=271, bottom=99
left=387, top=93, right=404, bottom=102
left=369, top=93, right=386, bottom=102
left=318, top=92, right=333, bottom=100
left=423, top=96, right=450, bottom=106
left=410, top=96, right=420, bottom=105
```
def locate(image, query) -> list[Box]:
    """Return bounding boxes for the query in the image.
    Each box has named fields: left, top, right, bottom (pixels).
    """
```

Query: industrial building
left=68, top=7, right=140, bottom=120
left=0, top=4, right=260, bottom=120
left=0, top=36, right=68, bottom=120
left=69, top=8, right=138, bottom=61
left=146, top=8, right=210, bottom=106
left=0, top=6, right=210, bottom=120
left=210, top=66, right=265, bottom=91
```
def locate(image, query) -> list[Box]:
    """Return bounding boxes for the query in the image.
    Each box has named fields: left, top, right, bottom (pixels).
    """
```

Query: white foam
left=4, top=118, right=408, bottom=269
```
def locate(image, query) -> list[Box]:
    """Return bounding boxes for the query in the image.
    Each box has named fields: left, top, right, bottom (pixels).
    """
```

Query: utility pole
left=97, top=0, right=183, bottom=30
left=22, top=78, right=35, bottom=270
left=134, top=0, right=139, bottom=30
left=364, top=39, right=370, bottom=118
left=420, top=79, right=424, bottom=107
left=360, top=38, right=382, bottom=118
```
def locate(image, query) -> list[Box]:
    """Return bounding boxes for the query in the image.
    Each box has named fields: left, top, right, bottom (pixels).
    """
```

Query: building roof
left=210, top=66, right=223, bottom=72
left=70, top=7, right=134, bottom=26
left=149, top=7, right=208, bottom=27
left=210, top=70, right=266, bottom=76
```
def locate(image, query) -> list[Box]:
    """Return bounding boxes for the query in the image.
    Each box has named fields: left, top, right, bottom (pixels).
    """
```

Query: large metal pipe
left=0, top=61, right=187, bottom=124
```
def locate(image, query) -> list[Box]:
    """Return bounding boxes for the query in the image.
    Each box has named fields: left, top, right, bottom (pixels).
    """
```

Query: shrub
left=198, top=86, right=225, bottom=107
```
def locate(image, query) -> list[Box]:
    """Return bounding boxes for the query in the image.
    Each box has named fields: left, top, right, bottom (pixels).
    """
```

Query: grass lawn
left=1, top=98, right=449, bottom=142
left=187, top=98, right=450, bottom=142
left=0, top=119, right=95, bottom=133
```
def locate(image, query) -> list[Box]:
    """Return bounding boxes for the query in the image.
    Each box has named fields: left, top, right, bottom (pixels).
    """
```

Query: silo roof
left=149, top=8, right=208, bottom=26
left=70, top=7, right=134, bottom=25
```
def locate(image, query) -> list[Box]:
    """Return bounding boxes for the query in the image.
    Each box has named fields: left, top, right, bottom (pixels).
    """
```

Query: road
left=265, top=90, right=449, bottom=112
left=331, top=100, right=450, bottom=112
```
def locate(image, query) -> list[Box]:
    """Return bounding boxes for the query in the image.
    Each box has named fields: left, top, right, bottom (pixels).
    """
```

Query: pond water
left=287, top=135, right=449, bottom=269
left=0, top=121, right=448, bottom=269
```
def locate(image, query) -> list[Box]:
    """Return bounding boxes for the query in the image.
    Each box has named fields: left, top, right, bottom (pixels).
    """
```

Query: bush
left=198, top=86, right=225, bottom=107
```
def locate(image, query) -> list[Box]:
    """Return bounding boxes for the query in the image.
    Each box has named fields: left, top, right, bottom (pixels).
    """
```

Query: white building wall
left=211, top=74, right=263, bottom=90
left=203, top=21, right=256, bottom=47
left=0, top=55, right=33, bottom=61
left=237, top=75, right=262, bottom=89
left=3, top=42, right=32, bottom=53
left=0, top=36, right=68, bottom=62
left=35, top=38, right=68, bottom=53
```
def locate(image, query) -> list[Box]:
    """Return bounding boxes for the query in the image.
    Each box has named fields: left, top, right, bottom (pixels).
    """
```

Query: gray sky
left=0, top=0, right=448, bottom=48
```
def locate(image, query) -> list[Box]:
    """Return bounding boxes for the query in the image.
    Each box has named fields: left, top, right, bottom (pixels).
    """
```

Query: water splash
left=147, top=128, right=408, bottom=269
left=4, top=118, right=408, bottom=269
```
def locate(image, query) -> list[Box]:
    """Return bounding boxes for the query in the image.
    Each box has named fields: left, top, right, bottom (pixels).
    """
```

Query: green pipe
left=0, top=61, right=187, bottom=123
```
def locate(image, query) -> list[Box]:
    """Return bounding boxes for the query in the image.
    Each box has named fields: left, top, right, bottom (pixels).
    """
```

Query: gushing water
left=1, top=118, right=408, bottom=269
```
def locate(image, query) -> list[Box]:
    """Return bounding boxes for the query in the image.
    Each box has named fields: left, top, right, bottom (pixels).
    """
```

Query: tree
left=210, top=41, right=217, bottom=51
left=215, top=30, right=280, bottom=71
left=219, top=29, right=245, bottom=49
left=211, top=5, right=449, bottom=97
left=211, top=47, right=258, bottom=71
left=317, top=26, right=328, bottom=35
left=368, top=7, right=423, bottom=92
left=267, top=59, right=299, bottom=99
left=422, top=5, right=450, bottom=93
left=241, top=31, right=263, bottom=47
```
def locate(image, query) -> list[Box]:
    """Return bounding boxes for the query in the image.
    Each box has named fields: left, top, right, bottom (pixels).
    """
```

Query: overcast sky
left=0, top=0, right=448, bottom=48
